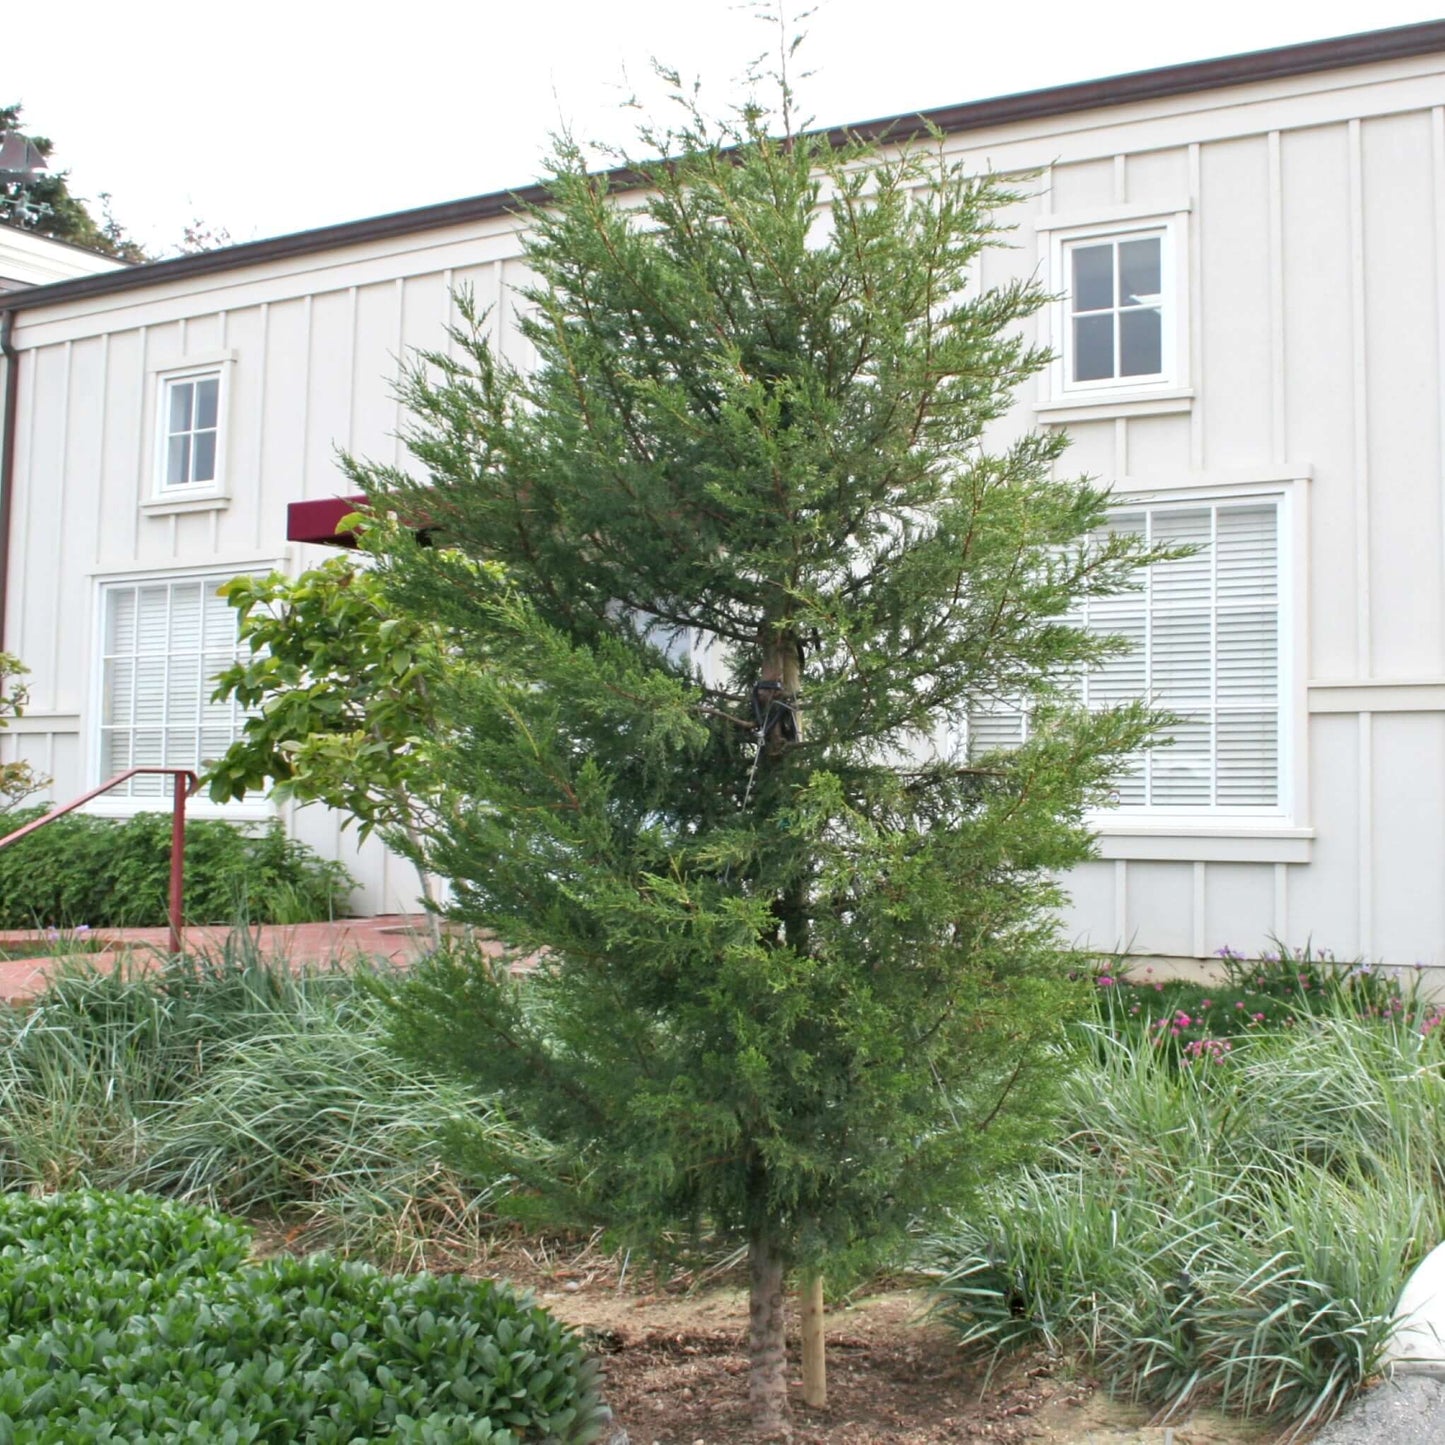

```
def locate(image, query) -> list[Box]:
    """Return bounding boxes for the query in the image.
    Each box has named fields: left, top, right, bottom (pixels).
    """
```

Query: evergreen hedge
left=0, top=810, right=353, bottom=927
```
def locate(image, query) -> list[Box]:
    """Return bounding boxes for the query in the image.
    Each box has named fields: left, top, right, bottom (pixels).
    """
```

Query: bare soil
left=465, top=1238, right=1285, bottom=1445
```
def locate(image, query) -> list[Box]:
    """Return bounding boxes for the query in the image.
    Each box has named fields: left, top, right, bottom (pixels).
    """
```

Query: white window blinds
left=968, top=497, right=1283, bottom=812
left=99, top=577, right=246, bottom=799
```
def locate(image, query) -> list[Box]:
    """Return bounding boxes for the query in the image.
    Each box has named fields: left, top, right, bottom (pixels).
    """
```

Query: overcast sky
left=9, top=0, right=1445, bottom=255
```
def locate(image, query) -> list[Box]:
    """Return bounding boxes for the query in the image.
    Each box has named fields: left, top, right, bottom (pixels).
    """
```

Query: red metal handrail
left=0, top=767, right=201, bottom=955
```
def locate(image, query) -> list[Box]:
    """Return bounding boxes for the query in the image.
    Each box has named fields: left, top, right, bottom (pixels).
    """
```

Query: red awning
left=286, top=495, right=367, bottom=547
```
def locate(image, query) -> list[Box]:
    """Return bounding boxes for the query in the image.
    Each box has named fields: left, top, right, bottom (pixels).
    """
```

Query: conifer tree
left=360, top=80, right=1161, bottom=1438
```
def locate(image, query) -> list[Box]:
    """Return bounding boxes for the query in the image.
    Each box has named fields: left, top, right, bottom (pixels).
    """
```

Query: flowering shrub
left=1094, top=943, right=1441, bottom=1060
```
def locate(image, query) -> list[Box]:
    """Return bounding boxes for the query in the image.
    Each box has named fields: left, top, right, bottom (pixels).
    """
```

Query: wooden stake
left=800, top=1271, right=826, bottom=1408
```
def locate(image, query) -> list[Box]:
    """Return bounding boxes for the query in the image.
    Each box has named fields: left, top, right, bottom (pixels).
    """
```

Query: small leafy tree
left=205, top=558, right=457, bottom=929
left=0, top=653, right=46, bottom=815
left=360, top=82, right=1162, bottom=1437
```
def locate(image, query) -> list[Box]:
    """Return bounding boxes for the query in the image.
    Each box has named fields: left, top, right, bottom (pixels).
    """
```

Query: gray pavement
left=1308, top=1374, right=1445, bottom=1445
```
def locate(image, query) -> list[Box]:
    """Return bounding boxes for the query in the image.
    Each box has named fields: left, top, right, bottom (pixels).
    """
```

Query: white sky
left=9, top=0, right=1445, bottom=255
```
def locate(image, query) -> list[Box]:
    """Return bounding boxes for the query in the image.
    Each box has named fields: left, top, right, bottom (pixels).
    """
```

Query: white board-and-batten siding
left=3, top=44, right=1444, bottom=959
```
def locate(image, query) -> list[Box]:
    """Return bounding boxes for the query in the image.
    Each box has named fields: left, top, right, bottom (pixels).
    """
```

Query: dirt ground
left=467, top=1239, right=1285, bottom=1445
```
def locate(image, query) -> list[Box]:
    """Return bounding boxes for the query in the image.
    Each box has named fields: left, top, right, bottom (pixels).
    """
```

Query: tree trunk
left=748, top=1229, right=792, bottom=1441
left=800, top=1271, right=826, bottom=1407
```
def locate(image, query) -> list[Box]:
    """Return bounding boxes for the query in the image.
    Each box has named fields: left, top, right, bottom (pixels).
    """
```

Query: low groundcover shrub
left=0, top=1190, right=606, bottom=1443
left=0, top=809, right=353, bottom=928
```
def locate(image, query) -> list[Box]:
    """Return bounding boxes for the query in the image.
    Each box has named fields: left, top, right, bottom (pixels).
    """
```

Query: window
left=98, top=576, right=247, bottom=800
left=1036, top=207, right=1190, bottom=411
left=160, top=373, right=220, bottom=489
left=148, top=353, right=234, bottom=504
left=969, top=495, right=1285, bottom=816
left=1065, top=233, right=1164, bottom=385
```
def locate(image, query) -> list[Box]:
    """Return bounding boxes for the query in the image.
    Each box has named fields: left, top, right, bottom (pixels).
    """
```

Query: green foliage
left=362, top=65, right=1163, bottom=1319
left=0, top=809, right=353, bottom=927
left=929, top=995, right=1445, bottom=1435
left=0, top=654, right=46, bottom=815
left=0, top=947, right=535, bottom=1254
left=207, top=560, right=459, bottom=849
left=0, top=103, right=147, bottom=260
left=0, top=1190, right=607, bottom=1442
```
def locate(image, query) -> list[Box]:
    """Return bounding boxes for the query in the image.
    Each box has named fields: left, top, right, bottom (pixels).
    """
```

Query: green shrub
left=0, top=1191, right=606, bottom=1443
left=0, top=809, right=353, bottom=928
left=929, top=1010, right=1445, bottom=1435
left=0, top=949, right=535, bottom=1252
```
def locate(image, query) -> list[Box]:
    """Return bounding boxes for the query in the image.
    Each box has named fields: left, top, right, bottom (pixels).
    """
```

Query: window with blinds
left=99, top=577, right=247, bottom=799
left=968, top=497, right=1283, bottom=813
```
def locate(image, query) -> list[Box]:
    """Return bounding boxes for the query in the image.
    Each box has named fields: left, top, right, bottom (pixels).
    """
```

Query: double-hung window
left=969, top=494, right=1286, bottom=817
left=98, top=576, right=247, bottom=800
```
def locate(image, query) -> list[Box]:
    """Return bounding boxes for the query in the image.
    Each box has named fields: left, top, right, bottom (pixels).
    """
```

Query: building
left=0, top=227, right=126, bottom=296
left=2, top=21, right=1444, bottom=958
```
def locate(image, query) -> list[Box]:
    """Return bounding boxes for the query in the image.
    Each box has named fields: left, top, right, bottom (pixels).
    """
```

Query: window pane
left=192, top=430, right=217, bottom=483
left=1073, top=313, right=1114, bottom=381
left=194, top=376, right=219, bottom=429
left=168, top=380, right=193, bottom=434
left=106, top=588, right=137, bottom=653
left=1217, top=712, right=1279, bottom=806
left=1118, top=237, right=1161, bottom=305
left=1072, top=244, right=1113, bottom=311
left=166, top=434, right=191, bottom=487
left=1119, top=308, right=1162, bottom=377
left=1151, top=715, right=1211, bottom=806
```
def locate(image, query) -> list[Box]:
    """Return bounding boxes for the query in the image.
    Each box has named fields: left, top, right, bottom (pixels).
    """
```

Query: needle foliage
left=359, top=78, right=1161, bottom=1433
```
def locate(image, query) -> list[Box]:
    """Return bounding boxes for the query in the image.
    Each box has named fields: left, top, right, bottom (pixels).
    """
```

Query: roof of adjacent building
left=5, top=18, right=1445, bottom=314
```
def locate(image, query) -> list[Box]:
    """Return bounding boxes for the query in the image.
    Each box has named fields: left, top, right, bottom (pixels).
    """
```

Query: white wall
left=5, top=49, right=1445, bottom=952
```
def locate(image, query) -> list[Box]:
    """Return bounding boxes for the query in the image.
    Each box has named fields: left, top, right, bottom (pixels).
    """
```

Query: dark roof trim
left=8, top=19, right=1445, bottom=315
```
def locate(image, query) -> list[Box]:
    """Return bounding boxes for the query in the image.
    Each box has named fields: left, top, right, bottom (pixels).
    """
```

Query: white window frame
left=86, top=562, right=280, bottom=820
left=1088, top=472, right=1312, bottom=862
left=144, top=350, right=235, bottom=512
left=1035, top=204, right=1192, bottom=421
left=966, top=470, right=1312, bottom=863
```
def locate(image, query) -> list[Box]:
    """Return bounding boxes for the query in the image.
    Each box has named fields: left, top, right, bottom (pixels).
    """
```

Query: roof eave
left=6, top=17, right=1445, bottom=315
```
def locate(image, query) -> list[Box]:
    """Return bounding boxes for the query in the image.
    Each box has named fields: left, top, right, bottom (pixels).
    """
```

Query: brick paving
left=0, top=915, right=453, bottom=1003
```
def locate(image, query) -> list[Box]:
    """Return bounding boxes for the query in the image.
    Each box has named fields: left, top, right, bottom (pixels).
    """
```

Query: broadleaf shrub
left=0, top=1191, right=606, bottom=1443
left=0, top=809, right=353, bottom=927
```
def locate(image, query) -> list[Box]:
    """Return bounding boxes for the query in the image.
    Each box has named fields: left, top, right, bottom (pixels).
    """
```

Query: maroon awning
left=287, top=495, right=367, bottom=547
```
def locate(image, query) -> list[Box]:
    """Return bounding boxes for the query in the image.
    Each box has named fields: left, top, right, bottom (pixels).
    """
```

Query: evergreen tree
left=361, top=84, right=1162, bottom=1438
left=1, top=103, right=148, bottom=261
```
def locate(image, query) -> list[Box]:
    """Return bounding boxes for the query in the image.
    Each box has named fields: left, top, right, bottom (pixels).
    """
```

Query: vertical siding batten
left=1187, top=143, right=1204, bottom=470
left=252, top=303, right=270, bottom=553
left=1434, top=107, right=1445, bottom=677
left=393, top=276, right=407, bottom=468
left=47, top=342, right=73, bottom=713
left=1348, top=118, right=1370, bottom=679
left=129, top=326, right=148, bottom=560
left=1192, top=861, right=1207, bottom=957
left=1359, top=710, right=1373, bottom=956
left=1267, top=131, right=1286, bottom=466
left=1113, top=860, right=1128, bottom=948
left=94, top=334, right=111, bottom=569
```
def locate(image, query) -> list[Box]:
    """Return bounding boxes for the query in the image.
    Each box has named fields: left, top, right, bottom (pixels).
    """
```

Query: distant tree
left=0, top=103, right=148, bottom=262
left=359, top=67, right=1166, bottom=1439
left=177, top=216, right=235, bottom=255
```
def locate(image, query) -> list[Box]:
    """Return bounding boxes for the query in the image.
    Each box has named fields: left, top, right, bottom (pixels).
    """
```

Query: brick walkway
left=0, top=915, right=451, bottom=1003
